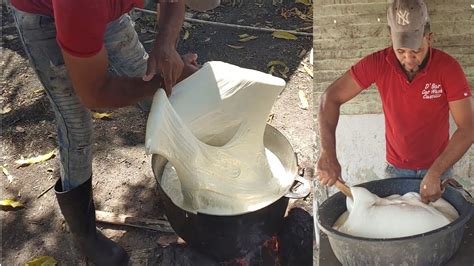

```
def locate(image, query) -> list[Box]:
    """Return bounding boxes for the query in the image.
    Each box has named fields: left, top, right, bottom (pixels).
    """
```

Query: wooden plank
left=95, top=210, right=174, bottom=233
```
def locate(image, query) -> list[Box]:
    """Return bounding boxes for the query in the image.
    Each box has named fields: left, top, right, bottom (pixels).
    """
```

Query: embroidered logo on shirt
left=397, top=10, right=410, bottom=25
left=422, top=83, right=443, bottom=99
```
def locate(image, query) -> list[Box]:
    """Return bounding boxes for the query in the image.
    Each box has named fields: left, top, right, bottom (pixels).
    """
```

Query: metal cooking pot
left=151, top=124, right=310, bottom=261
left=317, top=178, right=473, bottom=266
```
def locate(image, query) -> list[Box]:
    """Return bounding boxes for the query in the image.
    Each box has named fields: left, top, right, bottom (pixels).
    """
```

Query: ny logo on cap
left=397, top=10, right=410, bottom=25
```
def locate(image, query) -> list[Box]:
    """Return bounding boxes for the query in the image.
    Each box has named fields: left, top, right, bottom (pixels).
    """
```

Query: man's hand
left=176, top=53, right=199, bottom=83
left=420, top=174, right=442, bottom=203
left=143, top=40, right=184, bottom=96
left=316, top=151, right=342, bottom=186
left=419, top=97, right=473, bottom=204
left=143, top=1, right=185, bottom=96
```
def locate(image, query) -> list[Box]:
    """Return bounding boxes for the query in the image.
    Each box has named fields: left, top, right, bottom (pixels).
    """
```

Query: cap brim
left=391, top=30, right=424, bottom=50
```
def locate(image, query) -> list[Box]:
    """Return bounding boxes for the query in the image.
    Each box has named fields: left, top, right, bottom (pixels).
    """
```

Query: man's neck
left=402, top=48, right=430, bottom=82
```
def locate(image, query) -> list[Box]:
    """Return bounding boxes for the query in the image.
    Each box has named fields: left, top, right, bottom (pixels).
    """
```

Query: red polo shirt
left=11, top=0, right=144, bottom=57
left=350, top=47, right=471, bottom=170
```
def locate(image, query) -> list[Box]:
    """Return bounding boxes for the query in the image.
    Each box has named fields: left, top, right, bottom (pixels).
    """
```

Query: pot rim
left=317, top=177, right=473, bottom=242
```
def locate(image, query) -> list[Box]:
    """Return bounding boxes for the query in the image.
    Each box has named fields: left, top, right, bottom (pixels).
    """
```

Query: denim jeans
left=384, top=162, right=453, bottom=180
left=10, top=7, right=148, bottom=191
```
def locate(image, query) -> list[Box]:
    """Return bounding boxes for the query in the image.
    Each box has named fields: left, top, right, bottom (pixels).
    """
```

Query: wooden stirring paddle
left=335, top=180, right=353, bottom=198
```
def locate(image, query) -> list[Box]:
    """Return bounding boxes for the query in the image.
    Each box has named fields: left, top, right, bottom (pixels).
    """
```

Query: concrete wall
left=313, top=0, right=474, bottom=196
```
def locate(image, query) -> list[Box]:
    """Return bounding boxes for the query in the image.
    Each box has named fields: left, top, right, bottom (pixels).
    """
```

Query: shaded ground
left=1, top=1, right=314, bottom=265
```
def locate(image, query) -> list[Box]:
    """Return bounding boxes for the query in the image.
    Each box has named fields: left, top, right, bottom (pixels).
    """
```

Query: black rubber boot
left=55, top=177, right=129, bottom=265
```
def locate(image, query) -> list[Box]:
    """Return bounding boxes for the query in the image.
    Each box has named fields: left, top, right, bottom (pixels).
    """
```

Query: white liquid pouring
left=146, top=62, right=293, bottom=215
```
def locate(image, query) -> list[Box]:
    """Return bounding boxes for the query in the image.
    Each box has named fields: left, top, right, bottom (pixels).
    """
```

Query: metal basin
left=151, top=124, right=310, bottom=261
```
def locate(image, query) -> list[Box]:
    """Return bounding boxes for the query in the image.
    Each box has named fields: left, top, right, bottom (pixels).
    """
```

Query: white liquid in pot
left=333, top=186, right=459, bottom=239
left=160, top=148, right=292, bottom=215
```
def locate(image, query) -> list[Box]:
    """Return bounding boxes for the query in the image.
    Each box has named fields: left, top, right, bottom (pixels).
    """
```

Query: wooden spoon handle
left=335, top=180, right=353, bottom=198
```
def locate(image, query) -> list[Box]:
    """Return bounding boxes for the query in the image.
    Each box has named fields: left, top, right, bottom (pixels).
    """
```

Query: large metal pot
left=151, top=124, right=310, bottom=261
left=317, top=178, right=473, bottom=266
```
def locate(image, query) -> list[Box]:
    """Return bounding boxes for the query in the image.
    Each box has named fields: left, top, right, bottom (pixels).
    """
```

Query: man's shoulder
left=358, top=47, right=392, bottom=66
left=367, top=47, right=391, bottom=59
left=431, top=48, right=459, bottom=65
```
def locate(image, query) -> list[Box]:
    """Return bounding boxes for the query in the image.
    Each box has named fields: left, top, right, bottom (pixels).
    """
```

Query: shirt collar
left=385, top=46, right=433, bottom=77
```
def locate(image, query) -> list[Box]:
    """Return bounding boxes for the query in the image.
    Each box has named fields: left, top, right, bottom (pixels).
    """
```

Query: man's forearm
left=86, top=75, right=161, bottom=108
left=427, top=128, right=472, bottom=178
left=157, top=1, right=185, bottom=45
left=318, top=93, right=341, bottom=156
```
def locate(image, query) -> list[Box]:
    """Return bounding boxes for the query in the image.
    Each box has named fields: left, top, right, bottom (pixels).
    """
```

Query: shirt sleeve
left=53, top=0, right=108, bottom=57
left=349, top=51, right=384, bottom=90
left=443, top=59, right=472, bottom=102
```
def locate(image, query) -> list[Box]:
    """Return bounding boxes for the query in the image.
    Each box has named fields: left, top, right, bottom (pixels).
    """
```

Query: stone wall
left=313, top=0, right=474, bottom=196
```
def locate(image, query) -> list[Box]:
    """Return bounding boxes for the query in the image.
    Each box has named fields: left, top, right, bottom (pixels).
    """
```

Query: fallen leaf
left=268, top=65, right=276, bottom=76
left=298, top=49, right=307, bottom=58
left=1, top=106, right=12, bottom=114
left=267, top=60, right=287, bottom=69
left=16, top=126, right=25, bottom=133
left=291, top=7, right=312, bottom=21
left=281, top=7, right=312, bottom=21
left=226, top=44, right=244, bottom=49
left=92, top=112, right=112, bottom=119
left=272, top=31, right=297, bottom=40
left=25, top=256, right=57, bottom=266
left=303, top=63, right=313, bottom=78
left=296, top=0, right=312, bottom=6
left=267, top=113, right=275, bottom=123
left=1, top=166, right=14, bottom=183
left=267, top=60, right=289, bottom=79
left=298, top=90, right=309, bottom=110
left=0, top=199, right=23, bottom=208
left=183, top=30, right=190, bottom=40
left=15, top=150, right=56, bottom=167
left=33, top=89, right=44, bottom=94
left=238, top=35, right=258, bottom=42
left=238, top=33, right=250, bottom=38
left=279, top=67, right=289, bottom=79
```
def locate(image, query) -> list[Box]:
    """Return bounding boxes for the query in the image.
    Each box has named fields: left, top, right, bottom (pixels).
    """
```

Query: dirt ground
left=1, top=1, right=314, bottom=265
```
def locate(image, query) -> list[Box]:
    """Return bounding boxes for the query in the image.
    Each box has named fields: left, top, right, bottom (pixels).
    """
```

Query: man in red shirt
left=8, top=0, right=202, bottom=264
left=317, top=0, right=472, bottom=203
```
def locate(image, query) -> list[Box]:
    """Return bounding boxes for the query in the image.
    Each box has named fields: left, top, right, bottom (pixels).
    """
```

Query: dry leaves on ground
left=1, top=165, right=14, bottom=183
left=25, top=256, right=58, bottom=266
left=272, top=31, right=297, bottom=40
left=1, top=199, right=24, bottom=209
left=15, top=150, right=56, bottom=167
left=92, top=112, right=113, bottom=119
left=268, top=60, right=290, bottom=79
